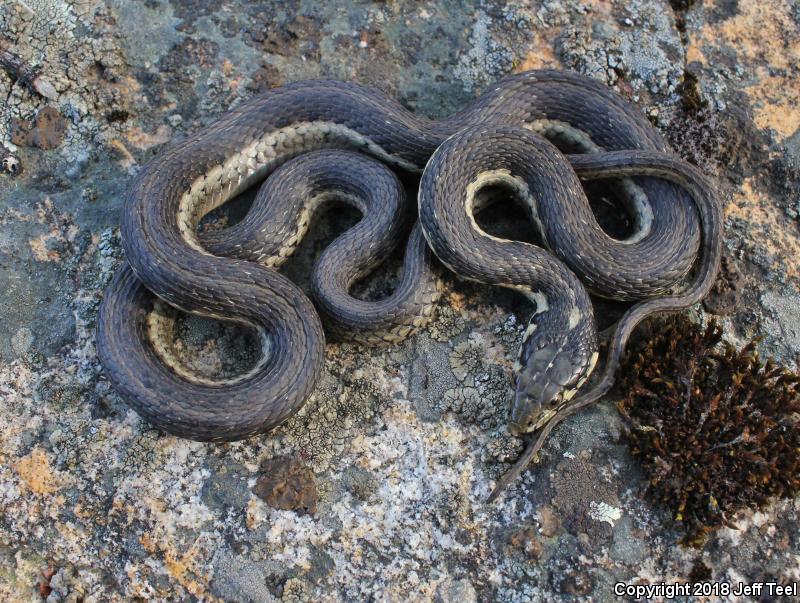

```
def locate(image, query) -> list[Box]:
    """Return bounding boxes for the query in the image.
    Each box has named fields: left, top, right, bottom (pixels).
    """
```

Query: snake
left=96, top=70, right=721, bottom=496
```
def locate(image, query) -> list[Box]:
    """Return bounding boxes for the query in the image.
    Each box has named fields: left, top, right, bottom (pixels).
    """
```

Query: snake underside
left=97, top=69, right=721, bottom=468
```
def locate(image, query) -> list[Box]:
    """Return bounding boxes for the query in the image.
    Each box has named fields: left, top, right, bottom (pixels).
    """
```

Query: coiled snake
left=97, top=70, right=722, bottom=499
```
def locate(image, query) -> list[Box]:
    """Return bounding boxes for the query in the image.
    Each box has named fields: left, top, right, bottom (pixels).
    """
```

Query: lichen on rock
left=2, top=0, right=800, bottom=600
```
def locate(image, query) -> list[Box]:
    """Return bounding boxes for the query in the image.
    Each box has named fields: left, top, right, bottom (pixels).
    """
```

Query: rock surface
left=1, top=0, right=798, bottom=601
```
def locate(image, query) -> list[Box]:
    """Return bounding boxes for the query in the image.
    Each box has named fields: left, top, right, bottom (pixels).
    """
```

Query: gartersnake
left=97, top=70, right=721, bottom=497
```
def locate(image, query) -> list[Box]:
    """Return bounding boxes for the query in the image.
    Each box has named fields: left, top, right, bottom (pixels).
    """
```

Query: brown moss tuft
left=669, top=0, right=697, bottom=13
left=618, top=317, right=800, bottom=545
left=670, top=1, right=697, bottom=35
left=678, top=70, right=705, bottom=113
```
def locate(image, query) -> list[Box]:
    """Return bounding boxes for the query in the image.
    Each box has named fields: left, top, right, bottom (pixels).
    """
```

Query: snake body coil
left=97, top=70, right=721, bottom=469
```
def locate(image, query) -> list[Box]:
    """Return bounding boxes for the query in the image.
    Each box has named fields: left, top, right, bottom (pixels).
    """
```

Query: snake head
left=508, top=312, right=598, bottom=437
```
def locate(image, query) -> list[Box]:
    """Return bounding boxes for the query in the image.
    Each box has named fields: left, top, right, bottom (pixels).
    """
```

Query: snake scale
left=97, top=70, right=722, bottom=498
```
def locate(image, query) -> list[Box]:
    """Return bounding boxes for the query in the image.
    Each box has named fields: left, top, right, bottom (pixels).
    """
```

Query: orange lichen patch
left=26, top=198, right=79, bottom=262
left=139, top=533, right=218, bottom=600
left=15, top=447, right=62, bottom=495
left=34, top=197, right=56, bottom=224
left=47, top=495, right=66, bottom=520
left=115, top=75, right=142, bottom=97
left=0, top=207, right=33, bottom=226
left=126, top=124, right=171, bottom=151
left=725, top=177, right=800, bottom=279
left=746, top=73, right=800, bottom=138
left=685, top=41, right=706, bottom=65
left=107, top=495, right=139, bottom=533
left=28, top=227, right=77, bottom=261
left=444, top=290, right=468, bottom=313
left=73, top=501, right=90, bottom=520
left=163, top=546, right=208, bottom=598
left=139, top=532, right=155, bottom=552
left=685, top=0, right=800, bottom=139
left=28, top=233, right=62, bottom=261
left=108, top=139, right=136, bottom=168
left=515, top=44, right=561, bottom=72
left=245, top=498, right=266, bottom=529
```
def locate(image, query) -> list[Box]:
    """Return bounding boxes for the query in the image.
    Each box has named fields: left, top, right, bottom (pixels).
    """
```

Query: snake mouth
left=508, top=407, right=558, bottom=437
left=507, top=421, right=525, bottom=438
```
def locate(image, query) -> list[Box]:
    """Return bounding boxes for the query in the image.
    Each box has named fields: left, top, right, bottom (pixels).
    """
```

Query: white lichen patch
left=224, top=397, right=517, bottom=601
left=448, top=331, right=507, bottom=384
left=427, top=302, right=467, bottom=342
left=452, top=10, right=516, bottom=92
left=588, top=501, right=622, bottom=527
left=317, top=401, right=485, bottom=600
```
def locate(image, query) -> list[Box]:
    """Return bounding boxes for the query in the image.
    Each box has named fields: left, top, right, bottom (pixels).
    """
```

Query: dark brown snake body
left=96, top=70, right=721, bottom=497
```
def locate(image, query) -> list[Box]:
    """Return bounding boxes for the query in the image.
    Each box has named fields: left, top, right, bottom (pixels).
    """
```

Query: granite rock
left=1, top=0, right=799, bottom=600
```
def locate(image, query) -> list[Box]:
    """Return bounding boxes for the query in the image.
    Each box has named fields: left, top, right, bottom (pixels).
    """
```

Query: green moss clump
left=618, top=317, right=800, bottom=545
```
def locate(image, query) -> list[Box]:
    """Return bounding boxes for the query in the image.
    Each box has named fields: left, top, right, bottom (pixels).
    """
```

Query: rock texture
left=1, top=0, right=798, bottom=601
